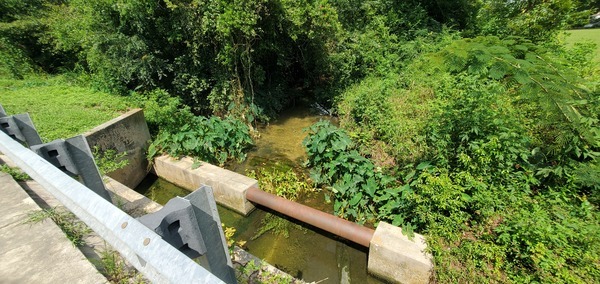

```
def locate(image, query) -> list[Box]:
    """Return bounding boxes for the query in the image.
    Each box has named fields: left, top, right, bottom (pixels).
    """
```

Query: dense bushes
left=133, top=89, right=254, bottom=166
left=42, top=0, right=344, bottom=120
left=147, top=114, right=253, bottom=167
left=317, top=35, right=600, bottom=282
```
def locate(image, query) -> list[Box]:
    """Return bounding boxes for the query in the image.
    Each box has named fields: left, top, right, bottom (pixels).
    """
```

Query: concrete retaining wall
left=84, top=109, right=151, bottom=189
left=152, top=155, right=257, bottom=215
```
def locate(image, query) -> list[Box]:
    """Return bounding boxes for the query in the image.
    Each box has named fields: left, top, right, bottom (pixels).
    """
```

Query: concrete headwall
left=85, top=109, right=151, bottom=189
left=152, top=155, right=257, bottom=215
left=369, top=222, right=433, bottom=283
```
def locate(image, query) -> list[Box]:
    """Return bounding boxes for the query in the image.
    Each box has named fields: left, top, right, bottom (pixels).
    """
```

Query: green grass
left=25, top=207, right=91, bottom=247
left=564, top=29, right=600, bottom=61
left=0, top=74, right=131, bottom=142
left=0, top=164, right=30, bottom=181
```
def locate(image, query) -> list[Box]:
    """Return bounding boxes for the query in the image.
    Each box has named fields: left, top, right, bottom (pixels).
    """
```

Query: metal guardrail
left=0, top=131, right=225, bottom=284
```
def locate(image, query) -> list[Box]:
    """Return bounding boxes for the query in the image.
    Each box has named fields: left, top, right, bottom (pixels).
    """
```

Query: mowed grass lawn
left=564, top=28, right=600, bottom=62
left=0, top=75, right=131, bottom=142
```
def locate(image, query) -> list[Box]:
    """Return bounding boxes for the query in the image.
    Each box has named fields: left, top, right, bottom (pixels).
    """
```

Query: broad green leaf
left=416, top=161, right=431, bottom=170
left=349, top=192, right=363, bottom=206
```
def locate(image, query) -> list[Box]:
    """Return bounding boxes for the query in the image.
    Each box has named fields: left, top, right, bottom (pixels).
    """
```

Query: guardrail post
left=0, top=113, right=43, bottom=147
left=31, top=135, right=111, bottom=202
left=138, top=185, right=236, bottom=284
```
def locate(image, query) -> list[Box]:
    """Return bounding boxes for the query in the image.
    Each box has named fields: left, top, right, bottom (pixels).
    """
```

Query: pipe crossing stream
left=246, top=187, right=375, bottom=248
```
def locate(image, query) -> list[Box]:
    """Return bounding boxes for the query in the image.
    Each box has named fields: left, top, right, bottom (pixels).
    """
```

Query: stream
left=136, top=105, right=384, bottom=283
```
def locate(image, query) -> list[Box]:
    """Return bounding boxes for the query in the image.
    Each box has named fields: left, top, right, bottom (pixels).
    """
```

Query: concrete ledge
left=104, top=176, right=162, bottom=217
left=152, top=155, right=256, bottom=215
left=368, top=222, right=433, bottom=284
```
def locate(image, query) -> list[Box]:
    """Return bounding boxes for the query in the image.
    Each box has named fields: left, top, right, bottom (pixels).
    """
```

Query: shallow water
left=136, top=105, right=384, bottom=283
left=136, top=176, right=383, bottom=284
left=229, top=106, right=330, bottom=174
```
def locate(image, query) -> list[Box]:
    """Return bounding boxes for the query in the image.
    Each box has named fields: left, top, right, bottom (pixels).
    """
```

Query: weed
left=236, top=259, right=295, bottom=284
left=223, top=224, right=246, bottom=254
left=0, top=164, right=30, bottom=181
left=96, top=249, right=147, bottom=284
left=246, top=163, right=314, bottom=201
left=247, top=165, right=313, bottom=238
left=25, top=207, right=91, bottom=247
left=93, top=146, right=129, bottom=176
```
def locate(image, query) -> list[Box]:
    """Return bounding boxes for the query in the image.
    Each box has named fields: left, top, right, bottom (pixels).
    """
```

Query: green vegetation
left=2, top=0, right=600, bottom=283
left=95, top=249, right=146, bottom=284
left=0, top=164, right=30, bottom=181
left=303, top=120, right=405, bottom=227
left=236, top=259, right=295, bottom=284
left=0, top=75, right=130, bottom=141
left=25, top=207, right=91, bottom=247
left=247, top=163, right=313, bottom=201
left=148, top=115, right=253, bottom=167
left=564, top=29, right=600, bottom=61
left=308, top=35, right=600, bottom=282
left=247, top=164, right=314, bottom=239
left=223, top=225, right=246, bottom=254
left=93, top=147, right=129, bottom=176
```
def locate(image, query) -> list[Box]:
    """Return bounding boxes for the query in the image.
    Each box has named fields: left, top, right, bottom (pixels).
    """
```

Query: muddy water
left=136, top=106, right=384, bottom=283
left=229, top=106, right=328, bottom=174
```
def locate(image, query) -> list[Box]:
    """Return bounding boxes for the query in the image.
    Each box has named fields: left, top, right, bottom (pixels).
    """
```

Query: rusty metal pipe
left=246, top=187, right=374, bottom=247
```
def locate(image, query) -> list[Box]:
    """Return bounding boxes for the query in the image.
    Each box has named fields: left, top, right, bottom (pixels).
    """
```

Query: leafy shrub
left=129, top=89, right=194, bottom=136
left=477, top=0, right=578, bottom=42
left=148, top=116, right=253, bottom=166
left=303, top=120, right=406, bottom=226
left=0, top=37, right=34, bottom=78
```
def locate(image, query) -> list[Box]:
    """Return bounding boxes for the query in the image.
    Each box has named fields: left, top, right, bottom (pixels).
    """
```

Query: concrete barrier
left=368, top=222, right=433, bottom=284
left=84, top=109, right=151, bottom=189
left=152, top=155, right=256, bottom=215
